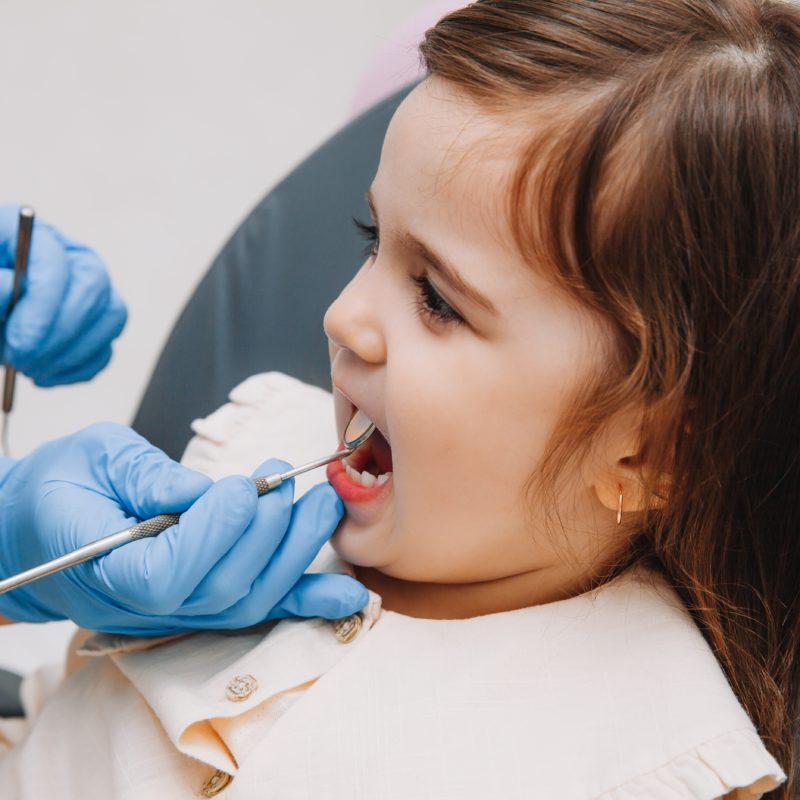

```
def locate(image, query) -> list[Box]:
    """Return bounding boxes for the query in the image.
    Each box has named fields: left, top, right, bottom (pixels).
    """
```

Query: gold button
left=225, top=673, right=258, bottom=702
left=333, top=613, right=362, bottom=643
left=201, top=769, right=233, bottom=796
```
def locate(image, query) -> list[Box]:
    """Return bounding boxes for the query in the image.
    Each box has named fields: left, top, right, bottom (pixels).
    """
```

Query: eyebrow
left=366, top=188, right=498, bottom=315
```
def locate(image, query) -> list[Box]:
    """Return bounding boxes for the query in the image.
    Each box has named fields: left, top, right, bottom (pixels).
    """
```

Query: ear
left=589, top=404, right=670, bottom=520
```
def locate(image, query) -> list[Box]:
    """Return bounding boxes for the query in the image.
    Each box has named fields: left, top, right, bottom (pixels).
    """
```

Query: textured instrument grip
left=127, top=513, right=182, bottom=540
left=253, top=475, right=283, bottom=496
left=122, top=475, right=282, bottom=541
left=125, top=476, right=282, bottom=542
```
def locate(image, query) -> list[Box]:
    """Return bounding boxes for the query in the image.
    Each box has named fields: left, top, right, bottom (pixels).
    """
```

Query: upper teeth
left=344, top=461, right=392, bottom=488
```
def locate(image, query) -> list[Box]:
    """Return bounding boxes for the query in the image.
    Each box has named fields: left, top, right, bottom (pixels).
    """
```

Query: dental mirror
left=0, top=409, right=378, bottom=596
left=251, top=407, right=375, bottom=492
left=343, top=408, right=376, bottom=451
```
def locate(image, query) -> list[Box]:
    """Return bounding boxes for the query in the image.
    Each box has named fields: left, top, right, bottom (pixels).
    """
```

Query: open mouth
left=343, top=419, right=393, bottom=488
left=326, top=394, right=395, bottom=504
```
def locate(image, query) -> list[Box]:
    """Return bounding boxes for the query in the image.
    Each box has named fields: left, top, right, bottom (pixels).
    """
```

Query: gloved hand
left=0, top=423, right=367, bottom=634
left=0, top=205, right=127, bottom=386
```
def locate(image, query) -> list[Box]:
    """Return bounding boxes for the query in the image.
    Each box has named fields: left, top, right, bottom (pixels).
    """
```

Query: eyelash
left=352, top=216, right=463, bottom=327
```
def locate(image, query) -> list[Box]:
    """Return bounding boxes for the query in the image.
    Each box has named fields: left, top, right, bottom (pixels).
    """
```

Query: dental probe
left=1, top=207, right=35, bottom=457
left=0, top=409, right=375, bottom=596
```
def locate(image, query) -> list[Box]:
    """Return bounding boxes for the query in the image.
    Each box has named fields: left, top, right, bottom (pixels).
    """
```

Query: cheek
left=389, top=338, right=560, bottom=484
left=384, top=359, right=517, bottom=550
left=383, top=337, right=576, bottom=576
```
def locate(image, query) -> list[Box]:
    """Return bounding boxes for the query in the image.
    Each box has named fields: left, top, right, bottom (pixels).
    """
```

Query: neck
left=351, top=563, right=595, bottom=620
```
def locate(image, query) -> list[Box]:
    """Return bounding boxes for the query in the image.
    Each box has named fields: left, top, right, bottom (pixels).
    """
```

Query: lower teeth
left=344, top=461, right=392, bottom=488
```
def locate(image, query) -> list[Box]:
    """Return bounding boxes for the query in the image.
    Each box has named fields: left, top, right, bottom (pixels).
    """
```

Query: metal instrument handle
left=0, top=456, right=343, bottom=596
left=3, top=207, right=35, bottom=415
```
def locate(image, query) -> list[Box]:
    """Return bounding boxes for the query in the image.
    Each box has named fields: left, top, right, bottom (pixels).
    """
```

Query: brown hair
left=421, top=0, right=800, bottom=794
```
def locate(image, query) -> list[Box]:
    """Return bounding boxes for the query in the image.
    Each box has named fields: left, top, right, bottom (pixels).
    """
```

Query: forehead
left=374, top=76, right=580, bottom=313
left=376, top=77, right=516, bottom=242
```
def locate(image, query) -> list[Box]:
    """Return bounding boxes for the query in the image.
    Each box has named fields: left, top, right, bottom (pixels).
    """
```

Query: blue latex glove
left=0, top=205, right=127, bottom=386
left=0, top=423, right=367, bottom=634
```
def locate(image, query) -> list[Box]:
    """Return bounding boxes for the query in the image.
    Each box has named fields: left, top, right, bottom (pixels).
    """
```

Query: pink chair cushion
left=349, top=2, right=465, bottom=120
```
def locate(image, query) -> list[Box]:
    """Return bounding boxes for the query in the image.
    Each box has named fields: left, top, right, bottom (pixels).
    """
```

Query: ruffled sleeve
left=599, top=728, right=786, bottom=799
left=181, top=371, right=337, bottom=497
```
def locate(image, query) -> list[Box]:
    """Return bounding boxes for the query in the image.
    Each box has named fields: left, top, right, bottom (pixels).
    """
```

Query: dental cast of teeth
left=343, top=460, right=392, bottom=488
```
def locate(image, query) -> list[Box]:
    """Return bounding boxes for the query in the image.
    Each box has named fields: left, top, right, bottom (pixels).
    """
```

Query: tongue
left=371, top=428, right=393, bottom=473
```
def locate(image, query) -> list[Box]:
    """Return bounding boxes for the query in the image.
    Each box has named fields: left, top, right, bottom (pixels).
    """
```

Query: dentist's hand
left=0, top=205, right=127, bottom=386
left=0, top=424, right=368, bottom=634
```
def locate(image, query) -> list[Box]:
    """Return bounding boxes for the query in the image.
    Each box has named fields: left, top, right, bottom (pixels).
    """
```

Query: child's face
left=324, top=77, right=620, bottom=600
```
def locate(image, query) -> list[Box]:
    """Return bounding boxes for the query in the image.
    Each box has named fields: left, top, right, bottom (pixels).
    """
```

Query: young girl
left=1, top=0, right=797, bottom=797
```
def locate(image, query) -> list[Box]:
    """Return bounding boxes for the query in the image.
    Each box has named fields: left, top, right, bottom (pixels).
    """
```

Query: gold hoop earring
left=616, top=485, right=623, bottom=525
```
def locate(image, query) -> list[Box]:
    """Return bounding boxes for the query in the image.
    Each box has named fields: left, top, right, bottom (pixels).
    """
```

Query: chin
left=330, top=518, right=395, bottom=569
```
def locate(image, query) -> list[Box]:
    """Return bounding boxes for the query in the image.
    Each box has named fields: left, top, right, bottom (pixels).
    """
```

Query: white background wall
left=0, top=0, right=434, bottom=456
left=0, top=0, right=434, bottom=676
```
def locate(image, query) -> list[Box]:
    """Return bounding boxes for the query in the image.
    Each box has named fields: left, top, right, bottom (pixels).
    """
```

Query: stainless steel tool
left=1, top=206, right=35, bottom=457
left=0, top=408, right=375, bottom=595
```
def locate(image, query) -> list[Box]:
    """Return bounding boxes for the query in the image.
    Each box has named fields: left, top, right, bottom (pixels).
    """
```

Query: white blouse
left=0, top=372, right=787, bottom=799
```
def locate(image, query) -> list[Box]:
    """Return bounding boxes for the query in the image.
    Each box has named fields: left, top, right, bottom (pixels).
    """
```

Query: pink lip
left=326, top=444, right=393, bottom=505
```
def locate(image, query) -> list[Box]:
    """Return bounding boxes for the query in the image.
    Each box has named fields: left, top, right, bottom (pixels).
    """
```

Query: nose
left=323, top=264, right=387, bottom=365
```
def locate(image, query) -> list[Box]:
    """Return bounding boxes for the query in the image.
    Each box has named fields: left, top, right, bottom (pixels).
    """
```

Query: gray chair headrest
left=133, top=82, right=418, bottom=460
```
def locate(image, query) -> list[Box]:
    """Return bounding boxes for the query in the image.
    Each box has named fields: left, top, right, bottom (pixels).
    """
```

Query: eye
left=412, top=275, right=463, bottom=327
left=351, top=216, right=463, bottom=328
left=352, top=216, right=378, bottom=260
